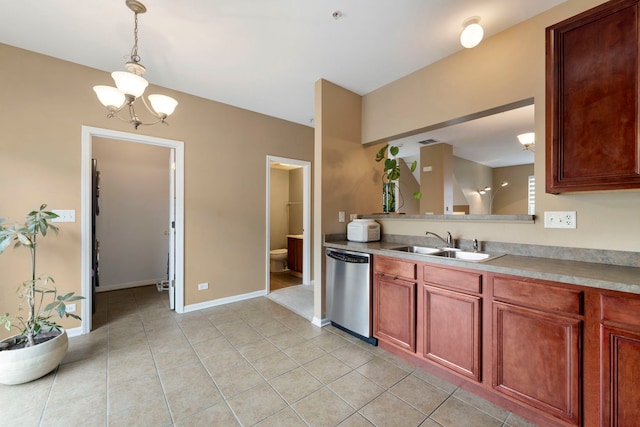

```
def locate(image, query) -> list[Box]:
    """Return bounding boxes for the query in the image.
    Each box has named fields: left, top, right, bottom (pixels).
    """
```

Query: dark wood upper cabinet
left=546, top=0, right=640, bottom=193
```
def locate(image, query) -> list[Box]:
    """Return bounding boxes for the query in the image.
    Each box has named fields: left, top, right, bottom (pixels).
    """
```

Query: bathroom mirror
left=388, top=98, right=535, bottom=218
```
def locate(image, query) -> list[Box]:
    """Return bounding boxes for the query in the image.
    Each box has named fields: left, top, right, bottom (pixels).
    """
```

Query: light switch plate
left=51, top=209, right=76, bottom=223
left=544, top=211, right=577, bottom=229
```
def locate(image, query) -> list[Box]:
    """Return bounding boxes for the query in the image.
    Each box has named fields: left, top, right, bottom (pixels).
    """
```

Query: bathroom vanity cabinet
left=546, top=0, right=640, bottom=193
left=370, top=253, right=640, bottom=427
left=287, top=236, right=303, bottom=274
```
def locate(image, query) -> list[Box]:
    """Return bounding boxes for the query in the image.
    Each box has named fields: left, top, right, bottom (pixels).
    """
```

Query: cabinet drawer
left=375, top=256, right=416, bottom=280
left=423, top=265, right=482, bottom=294
left=493, top=276, right=582, bottom=316
left=601, top=293, right=640, bottom=328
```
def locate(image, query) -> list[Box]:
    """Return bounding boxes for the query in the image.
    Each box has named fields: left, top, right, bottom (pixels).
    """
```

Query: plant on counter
left=0, top=205, right=83, bottom=349
left=375, top=144, right=422, bottom=212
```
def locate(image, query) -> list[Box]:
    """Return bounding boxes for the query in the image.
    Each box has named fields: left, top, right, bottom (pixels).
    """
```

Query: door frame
left=80, top=126, right=185, bottom=334
left=266, top=156, right=311, bottom=289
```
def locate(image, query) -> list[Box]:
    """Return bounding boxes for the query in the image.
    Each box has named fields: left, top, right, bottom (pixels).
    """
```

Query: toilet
left=270, top=248, right=288, bottom=272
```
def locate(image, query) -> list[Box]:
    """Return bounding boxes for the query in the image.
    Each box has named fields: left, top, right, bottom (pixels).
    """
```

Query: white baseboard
left=95, top=279, right=165, bottom=293
left=312, top=316, right=330, bottom=327
left=65, top=326, right=84, bottom=338
left=183, top=289, right=267, bottom=313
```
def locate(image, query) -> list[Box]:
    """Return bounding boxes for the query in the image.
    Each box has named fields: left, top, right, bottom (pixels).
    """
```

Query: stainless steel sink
left=389, top=246, right=504, bottom=262
left=432, top=248, right=504, bottom=262
left=390, top=246, right=442, bottom=255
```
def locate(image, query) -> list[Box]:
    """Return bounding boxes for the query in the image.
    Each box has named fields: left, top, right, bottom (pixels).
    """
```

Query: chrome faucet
left=472, top=239, right=479, bottom=252
left=425, top=231, right=453, bottom=248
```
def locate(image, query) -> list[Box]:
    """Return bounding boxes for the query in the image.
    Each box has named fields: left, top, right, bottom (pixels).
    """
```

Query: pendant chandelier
left=93, top=0, right=178, bottom=129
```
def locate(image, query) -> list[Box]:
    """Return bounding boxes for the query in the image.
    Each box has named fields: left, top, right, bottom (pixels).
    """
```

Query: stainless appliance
left=326, top=249, right=377, bottom=345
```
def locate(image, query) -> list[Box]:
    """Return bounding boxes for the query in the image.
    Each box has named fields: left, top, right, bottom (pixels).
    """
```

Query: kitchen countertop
left=324, top=239, right=640, bottom=295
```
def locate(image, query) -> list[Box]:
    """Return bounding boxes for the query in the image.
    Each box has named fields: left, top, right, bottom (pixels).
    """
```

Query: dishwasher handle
left=326, top=249, right=370, bottom=264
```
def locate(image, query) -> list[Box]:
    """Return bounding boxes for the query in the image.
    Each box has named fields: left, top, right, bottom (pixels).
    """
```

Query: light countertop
left=324, top=239, right=640, bottom=295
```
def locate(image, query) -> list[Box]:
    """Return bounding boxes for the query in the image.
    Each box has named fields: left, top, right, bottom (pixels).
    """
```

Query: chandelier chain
left=130, top=12, right=141, bottom=63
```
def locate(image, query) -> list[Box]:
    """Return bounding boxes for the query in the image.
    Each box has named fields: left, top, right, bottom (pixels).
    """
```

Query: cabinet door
left=422, top=285, right=481, bottom=381
left=601, top=325, right=640, bottom=427
left=373, top=273, right=416, bottom=352
left=546, top=0, right=640, bottom=193
left=600, top=293, right=640, bottom=427
left=493, top=302, right=581, bottom=425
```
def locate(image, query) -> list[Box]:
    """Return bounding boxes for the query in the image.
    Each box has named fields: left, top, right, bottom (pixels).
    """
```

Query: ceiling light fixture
left=460, top=16, right=484, bottom=49
left=517, top=132, right=535, bottom=151
left=93, top=0, right=178, bottom=129
left=478, top=186, right=491, bottom=195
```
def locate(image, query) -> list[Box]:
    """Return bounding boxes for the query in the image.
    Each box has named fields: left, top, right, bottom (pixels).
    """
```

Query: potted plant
left=0, top=204, right=83, bottom=385
left=375, top=144, right=422, bottom=212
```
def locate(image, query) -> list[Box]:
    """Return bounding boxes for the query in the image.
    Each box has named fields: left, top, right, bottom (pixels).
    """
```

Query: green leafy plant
left=375, top=144, right=422, bottom=200
left=0, top=205, right=83, bottom=348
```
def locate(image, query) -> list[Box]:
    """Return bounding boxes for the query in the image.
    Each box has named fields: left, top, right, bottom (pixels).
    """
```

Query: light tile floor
left=0, top=285, right=538, bottom=426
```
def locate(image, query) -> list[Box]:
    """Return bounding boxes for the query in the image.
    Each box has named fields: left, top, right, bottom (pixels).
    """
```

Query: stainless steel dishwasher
left=326, top=249, right=377, bottom=345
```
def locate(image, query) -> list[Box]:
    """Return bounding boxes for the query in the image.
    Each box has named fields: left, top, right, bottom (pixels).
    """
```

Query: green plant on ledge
left=375, top=144, right=423, bottom=205
left=0, top=205, right=83, bottom=348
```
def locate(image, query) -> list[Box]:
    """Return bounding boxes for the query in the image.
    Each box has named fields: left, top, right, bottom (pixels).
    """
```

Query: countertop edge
left=324, top=240, right=640, bottom=295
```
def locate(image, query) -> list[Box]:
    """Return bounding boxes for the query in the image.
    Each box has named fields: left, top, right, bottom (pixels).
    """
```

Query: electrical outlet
left=65, top=304, right=76, bottom=313
left=51, top=209, right=76, bottom=223
left=349, top=214, right=357, bottom=221
left=338, top=211, right=345, bottom=222
left=198, top=282, right=209, bottom=290
left=544, top=211, right=577, bottom=229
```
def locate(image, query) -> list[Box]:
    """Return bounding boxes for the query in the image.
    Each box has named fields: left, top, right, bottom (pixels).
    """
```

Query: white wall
left=93, top=137, right=170, bottom=290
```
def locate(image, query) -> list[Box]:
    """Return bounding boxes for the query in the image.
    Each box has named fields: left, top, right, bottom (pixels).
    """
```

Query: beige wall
left=360, top=0, right=640, bottom=252
left=452, top=157, right=493, bottom=215
left=270, top=168, right=290, bottom=250
left=314, top=79, right=377, bottom=320
left=492, top=164, right=534, bottom=215
left=0, top=43, right=313, bottom=339
left=420, top=144, right=453, bottom=215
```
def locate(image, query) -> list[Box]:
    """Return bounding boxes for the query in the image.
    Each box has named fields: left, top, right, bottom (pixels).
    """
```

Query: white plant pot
left=0, top=329, right=68, bottom=385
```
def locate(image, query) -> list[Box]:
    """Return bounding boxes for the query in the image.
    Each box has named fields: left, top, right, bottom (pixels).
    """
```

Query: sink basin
left=389, top=246, right=504, bottom=262
left=433, top=248, right=505, bottom=262
left=390, top=246, right=442, bottom=255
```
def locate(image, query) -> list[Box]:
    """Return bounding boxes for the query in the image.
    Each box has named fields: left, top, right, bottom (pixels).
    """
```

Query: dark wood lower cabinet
left=600, top=325, right=640, bottom=427
left=287, top=237, right=303, bottom=273
left=373, top=273, right=416, bottom=352
left=422, top=285, right=481, bottom=381
left=600, top=293, right=640, bottom=426
left=369, top=254, right=640, bottom=426
left=493, top=302, right=581, bottom=425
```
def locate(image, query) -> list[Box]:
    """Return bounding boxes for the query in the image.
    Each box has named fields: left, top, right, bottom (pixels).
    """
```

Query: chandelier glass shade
left=517, top=132, right=535, bottom=151
left=93, top=0, right=177, bottom=129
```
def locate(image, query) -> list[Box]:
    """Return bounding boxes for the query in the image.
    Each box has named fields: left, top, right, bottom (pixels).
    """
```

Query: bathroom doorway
left=265, top=156, right=312, bottom=317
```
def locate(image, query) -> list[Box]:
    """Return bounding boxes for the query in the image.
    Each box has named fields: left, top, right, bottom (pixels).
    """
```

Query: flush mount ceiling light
left=460, top=16, right=484, bottom=49
left=93, top=0, right=178, bottom=129
left=517, top=132, right=536, bottom=151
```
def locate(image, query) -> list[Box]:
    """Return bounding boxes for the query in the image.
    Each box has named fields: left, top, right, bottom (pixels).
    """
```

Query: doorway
left=265, top=156, right=312, bottom=318
left=80, top=126, right=185, bottom=335
left=265, top=156, right=311, bottom=293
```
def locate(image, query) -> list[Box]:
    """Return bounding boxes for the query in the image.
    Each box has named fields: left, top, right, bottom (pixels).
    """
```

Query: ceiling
left=1, top=1, right=564, bottom=128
